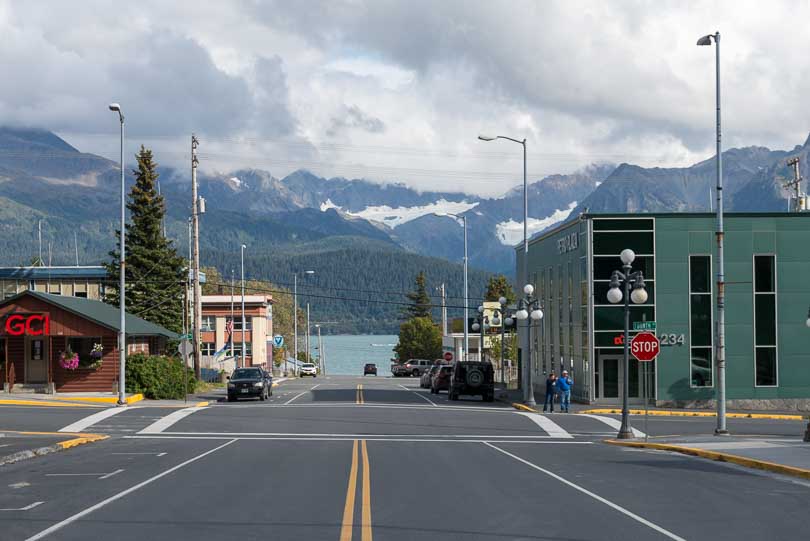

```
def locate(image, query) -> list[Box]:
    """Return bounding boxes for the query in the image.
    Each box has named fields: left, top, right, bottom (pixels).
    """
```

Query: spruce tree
left=403, top=271, right=432, bottom=321
left=485, top=274, right=516, bottom=304
left=105, top=146, right=185, bottom=333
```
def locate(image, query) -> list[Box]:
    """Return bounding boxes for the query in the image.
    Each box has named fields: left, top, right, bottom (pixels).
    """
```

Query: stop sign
left=444, top=352, right=453, bottom=362
left=630, top=332, right=660, bottom=362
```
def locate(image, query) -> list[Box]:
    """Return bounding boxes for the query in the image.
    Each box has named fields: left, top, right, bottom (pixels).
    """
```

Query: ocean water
left=308, top=334, right=398, bottom=375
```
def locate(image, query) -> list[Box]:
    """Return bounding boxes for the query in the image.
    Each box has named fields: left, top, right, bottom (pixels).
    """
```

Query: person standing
left=543, top=372, right=557, bottom=413
left=557, top=370, right=573, bottom=413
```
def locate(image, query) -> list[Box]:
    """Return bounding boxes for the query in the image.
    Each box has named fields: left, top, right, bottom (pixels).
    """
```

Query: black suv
left=448, top=361, right=495, bottom=402
left=227, top=367, right=272, bottom=402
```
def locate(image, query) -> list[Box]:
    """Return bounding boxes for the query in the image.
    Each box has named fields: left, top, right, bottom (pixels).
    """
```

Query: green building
left=516, top=212, right=810, bottom=410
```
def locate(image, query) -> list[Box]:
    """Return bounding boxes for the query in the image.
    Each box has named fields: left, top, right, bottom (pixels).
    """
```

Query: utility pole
left=191, top=134, right=202, bottom=380
left=306, top=303, right=311, bottom=364
left=784, top=157, right=803, bottom=211
left=74, top=231, right=79, bottom=266
left=37, top=220, right=42, bottom=266
left=439, top=283, right=447, bottom=336
left=230, top=269, right=235, bottom=361
left=315, top=324, right=324, bottom=374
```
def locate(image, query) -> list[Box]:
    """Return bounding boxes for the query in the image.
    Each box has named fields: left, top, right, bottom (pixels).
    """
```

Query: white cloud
left=321, top=198, right=479, bottom=228
left=2, top=1, right=810, bottom=196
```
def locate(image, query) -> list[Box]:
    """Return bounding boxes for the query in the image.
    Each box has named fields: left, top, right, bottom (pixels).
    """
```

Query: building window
left=201, top=315, right=215, bottom=332
left=201, top=342, right=216, bottom=356
left=68, top=337, right=103, bottom=361
left=235, top=341, right=253, bottom=357
left=754, top=255, right=777, bottom=387
left=689, top=255, right=713, bottom=387
left=226, top=316, right=252, bottom=331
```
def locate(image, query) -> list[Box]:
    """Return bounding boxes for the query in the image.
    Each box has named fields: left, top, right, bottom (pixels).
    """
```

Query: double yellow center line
left=356, top=384, right=364, bottom=404
left=340, top=440, right=372, bottom=541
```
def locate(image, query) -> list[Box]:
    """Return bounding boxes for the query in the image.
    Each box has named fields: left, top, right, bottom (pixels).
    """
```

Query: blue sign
left=273, top=335, right=284, bottom=348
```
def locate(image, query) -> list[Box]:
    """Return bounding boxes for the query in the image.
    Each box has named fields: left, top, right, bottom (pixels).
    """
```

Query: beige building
left=200, top=295, right=273, bottom=372
left=0, top=266, right=107, bottom=300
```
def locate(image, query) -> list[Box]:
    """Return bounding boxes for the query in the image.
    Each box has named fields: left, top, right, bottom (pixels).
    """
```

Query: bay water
left=308, top=334, right=398, bottom=376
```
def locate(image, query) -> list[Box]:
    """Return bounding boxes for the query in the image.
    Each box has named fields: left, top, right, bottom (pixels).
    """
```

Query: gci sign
left=4, top=313, right=50, bottom=336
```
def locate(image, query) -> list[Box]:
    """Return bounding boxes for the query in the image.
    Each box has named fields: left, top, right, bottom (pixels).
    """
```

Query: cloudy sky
left=2, top=0, right=809, bottom=196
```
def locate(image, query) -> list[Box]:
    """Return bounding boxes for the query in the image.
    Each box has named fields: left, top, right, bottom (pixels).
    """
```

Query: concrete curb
left=604, top=439, right=810, bottom=481
left=581, top=408, right=804, bottom=421
left=0, top=399, right=100, bottom=408
left=511, top=402, right=539, bottom=413
left=0, top=431, right=108, bottom=467
left=48, top=393, right=145, bottom=405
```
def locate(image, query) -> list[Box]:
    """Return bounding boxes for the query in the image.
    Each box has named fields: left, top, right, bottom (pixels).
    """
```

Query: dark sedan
left=227, top=367, right=272, bottom=402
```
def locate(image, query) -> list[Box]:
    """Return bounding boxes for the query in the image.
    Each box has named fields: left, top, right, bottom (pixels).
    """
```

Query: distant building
left=200, top=295, right=274, bottom=372
left=0, top=266, right=108, bottom=300
left=517, top=212, right=810, bottom=410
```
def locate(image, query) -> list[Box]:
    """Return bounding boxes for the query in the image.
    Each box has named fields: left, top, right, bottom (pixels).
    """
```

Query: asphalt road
left=1, top=376, right=809, bottom=540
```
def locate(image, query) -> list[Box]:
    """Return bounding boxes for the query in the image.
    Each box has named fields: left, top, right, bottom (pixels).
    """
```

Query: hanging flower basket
left=87, top=343, right=104, bottom=370
left=59, top=347, right=79, bottom=370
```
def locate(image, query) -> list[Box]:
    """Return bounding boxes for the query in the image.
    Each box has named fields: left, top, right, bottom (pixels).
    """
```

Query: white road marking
left=579, top=414, right=646, bottom=438
left=284, top=384, right=320, bottom=405
left=211, top=402, right=511, bottom=413
left=9, top=482, right=31, bottom=489
left=25, top=440, right=236, bottom=541
left=140, top=431, right=558, bottom=438
left=127, top=435, right=594, bottom=443
left=484, top=443, right=686, bottom=541
left=516, top=412, right=574, bottom=438
left=98, top=469, right=124, bottom=479
left=398, top=384, right=438, bottom=406
left=0, top=501, right=44, bottom=511
left=58, top=407, right=132, bottom=433
left=138, top=407, right=209, bottom=434
left=111, top=452, right=167, bottom=456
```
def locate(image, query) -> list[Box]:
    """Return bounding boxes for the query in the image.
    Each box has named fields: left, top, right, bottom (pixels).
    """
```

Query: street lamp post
left=607, top=248, right=648, bottom=439
left=240, top=244, right=247, bottom=368
left=472, top=306, right=489, bottom=362
left=479, top=134, right=534, bottom=405
left=698, top=31, right=728, bottom=435
left=434, top=212, right=468, bottom=362
left=109, top=103, right=127, bottom=406
left=515, top=284, right=543, bottom=406
left=496, top=297, right=513, bottom=386
left=293, top=270, right=315, bottom=376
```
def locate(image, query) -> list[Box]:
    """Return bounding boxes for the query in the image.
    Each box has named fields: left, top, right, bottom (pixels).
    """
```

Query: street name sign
left=633, top=321, right=656, bottom=331
left=631, top=332, right=660, bottom=362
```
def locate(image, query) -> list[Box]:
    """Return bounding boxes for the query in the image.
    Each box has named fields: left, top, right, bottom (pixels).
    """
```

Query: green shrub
left=125, top=353, right=196, bottom=400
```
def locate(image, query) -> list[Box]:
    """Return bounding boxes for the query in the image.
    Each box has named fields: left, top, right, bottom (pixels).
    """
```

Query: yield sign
left=630, top=332, right=660, bottom=362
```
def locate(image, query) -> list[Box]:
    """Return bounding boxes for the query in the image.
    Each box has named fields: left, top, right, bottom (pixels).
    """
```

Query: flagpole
left=230, top=269, right=235, bottom=364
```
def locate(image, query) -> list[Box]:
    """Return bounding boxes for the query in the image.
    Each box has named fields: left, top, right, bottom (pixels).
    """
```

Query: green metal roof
left=2, top=291, right=178, bottom=339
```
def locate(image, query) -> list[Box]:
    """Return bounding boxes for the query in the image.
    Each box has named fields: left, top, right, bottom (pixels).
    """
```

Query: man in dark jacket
left=543, top=372, right=557, bottom=413
left=556, top=370, right=573, bottom=413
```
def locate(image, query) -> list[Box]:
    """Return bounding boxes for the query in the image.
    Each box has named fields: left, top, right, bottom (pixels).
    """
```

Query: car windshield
left=232, top=369, right=260, bottom=379
left=302, top=363, right=315, bottom=368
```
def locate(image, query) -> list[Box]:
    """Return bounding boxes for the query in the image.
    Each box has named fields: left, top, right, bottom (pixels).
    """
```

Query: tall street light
left=434, top=212, right=468, bottom=362
left=697, top=31, right=728, bottom=435
left=293, top=270, right=315, bottom=376
left=240, top=244, right=247, bottom=367
left=478, top=134, right=534, bottom=405
left=109, top=102, right=126, bottom=406
left=607, top=249, right=648, bottom=439
left=515, top=284, right=543, bottom=407
left=472, top=305, right=489, bottom=361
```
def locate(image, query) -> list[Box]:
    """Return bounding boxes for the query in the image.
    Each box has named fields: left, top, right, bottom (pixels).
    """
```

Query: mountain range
left=0, top=127, right=808, bottom=330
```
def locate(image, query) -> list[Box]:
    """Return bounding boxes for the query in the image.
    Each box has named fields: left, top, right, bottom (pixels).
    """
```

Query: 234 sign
left=659, top=333, right=685, bottom=346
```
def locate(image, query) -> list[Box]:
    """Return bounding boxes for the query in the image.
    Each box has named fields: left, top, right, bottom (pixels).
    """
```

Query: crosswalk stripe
left=516, top=412, right=574, bottom=438
left=58, top=407, right=131, bottom=433
left=579, top=414, right=646, bottom=438
left=138, top=407, right=209, bottom=434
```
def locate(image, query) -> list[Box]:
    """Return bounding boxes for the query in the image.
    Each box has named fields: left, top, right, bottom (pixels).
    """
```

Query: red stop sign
left=631, top=332, right=660, bottom=362
left=444, top=352, right=453, bottom=362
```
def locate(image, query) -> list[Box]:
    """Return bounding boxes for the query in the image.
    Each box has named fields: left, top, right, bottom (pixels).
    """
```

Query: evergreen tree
left=105, top=146, right=185, bottom=333
left=395, top=316, right=441, bottom=361
left=485, top=274, right=516, bottom=305
left=403, top=271, right=432, bottom=321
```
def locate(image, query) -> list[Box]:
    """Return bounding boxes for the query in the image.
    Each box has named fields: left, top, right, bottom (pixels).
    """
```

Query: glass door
left=25, top=338, right=48, bottom=383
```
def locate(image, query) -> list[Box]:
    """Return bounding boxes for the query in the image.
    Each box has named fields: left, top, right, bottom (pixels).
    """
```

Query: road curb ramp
left=0, top=431, right=108, bottom=466
left=582, top=408, right=804, bottom=421
left=511, top=403, right=539, bottom=413
left=605, top=439, right=810, bottom=481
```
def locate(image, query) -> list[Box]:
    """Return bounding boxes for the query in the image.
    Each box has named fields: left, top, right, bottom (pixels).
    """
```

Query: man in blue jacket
left=556, top=370, right=573, bottom=413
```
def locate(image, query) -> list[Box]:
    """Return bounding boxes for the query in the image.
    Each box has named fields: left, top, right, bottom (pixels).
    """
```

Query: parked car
left=300, top=363, right=317, bottom=377
left=448, top=361, right=495, bottom=402
left=420, top=363, right=443, bottom=388
left=430, top=365, right=453, bottom=394
left=403, top=359, right=433, bottom=377
left=227, top=367, right=272, bottom=402
left=364, top=363, right=378, bottom=376
left=391, top=363, right=410, bottom=377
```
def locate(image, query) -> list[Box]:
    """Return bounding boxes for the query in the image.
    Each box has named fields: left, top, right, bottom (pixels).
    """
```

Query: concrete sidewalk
left=608, top=435, right=810, bottom=480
